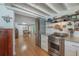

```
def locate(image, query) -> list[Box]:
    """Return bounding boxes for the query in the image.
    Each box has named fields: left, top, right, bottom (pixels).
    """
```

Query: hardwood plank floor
left=15, top=36, right=49, bottom=56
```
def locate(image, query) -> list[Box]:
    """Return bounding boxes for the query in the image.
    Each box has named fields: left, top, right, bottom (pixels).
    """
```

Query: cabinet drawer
left=65, top=40, right=79, bottom=49
left=65, top=40, right=79, bottom=46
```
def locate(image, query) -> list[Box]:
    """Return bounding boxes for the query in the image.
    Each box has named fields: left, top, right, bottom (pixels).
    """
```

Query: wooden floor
left=15, top=36, right=49, bottom=56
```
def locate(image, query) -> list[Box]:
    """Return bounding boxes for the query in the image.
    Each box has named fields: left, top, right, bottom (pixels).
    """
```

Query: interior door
left=35, top=18, right=41, bottom=47
left=0, top=29, right=13, bottom=56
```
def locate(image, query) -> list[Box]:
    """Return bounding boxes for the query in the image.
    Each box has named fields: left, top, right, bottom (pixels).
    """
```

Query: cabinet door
left=77, top=49, right=79, bottom=56
left=35, top=19, right=41, bottom=47
left=65, top=45, right=76, bottom=56
left=65, top=41, right=76, bottom=56
left=73, top=45, right=79, bottom=56
left=41, top=35, right=48, bottom=52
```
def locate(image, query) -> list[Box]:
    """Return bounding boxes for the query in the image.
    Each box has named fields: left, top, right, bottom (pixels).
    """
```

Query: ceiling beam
left=45, top=3, right=60, bottom=13
left=12, top=4, right=48, bottom=17
left=6, top=6, right=39, bottom=18
left=52, top=5, right=79, bottom=17
left=27, top=3, right=53, bottom=16
left=64, top=3, right=70, bottom=10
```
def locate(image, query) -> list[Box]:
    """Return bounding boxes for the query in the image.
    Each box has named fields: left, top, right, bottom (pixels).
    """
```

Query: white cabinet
left=41, top=35, right=48, bottom=52
left=72, top=44, right=79, bottom=56
left=65, top=40, right=79, bottom=56
left=65, top=41, right=76, bottom=56
left=77, top=49, right=79, bottom=56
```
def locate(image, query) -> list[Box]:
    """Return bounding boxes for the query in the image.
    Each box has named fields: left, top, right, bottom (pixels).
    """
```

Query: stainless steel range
left=48, top=32, right=68, bottom=56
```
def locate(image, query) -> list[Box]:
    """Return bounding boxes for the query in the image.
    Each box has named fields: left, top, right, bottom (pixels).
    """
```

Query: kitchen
left=36, top=13, right=79, bottom=56
left=0, top=3, right=79, bottom=56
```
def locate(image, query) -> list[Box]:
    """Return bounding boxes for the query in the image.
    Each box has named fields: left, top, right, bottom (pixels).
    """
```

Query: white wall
left=0, top=5, right=14, bottom=28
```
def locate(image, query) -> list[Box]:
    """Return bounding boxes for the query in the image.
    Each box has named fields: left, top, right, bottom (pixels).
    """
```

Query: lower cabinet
left=41, top=34, right=48, bottom=52
left=65, top=40, right=79, bottom=56
left=65, top=44, right=76, bottom=56
left=77, top=49, right=79, bottom=56
left=72, top=45, right=79, bottom=56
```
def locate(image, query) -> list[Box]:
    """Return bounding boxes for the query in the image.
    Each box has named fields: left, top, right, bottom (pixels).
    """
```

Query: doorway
left=15, top=24, right=36, bottom=55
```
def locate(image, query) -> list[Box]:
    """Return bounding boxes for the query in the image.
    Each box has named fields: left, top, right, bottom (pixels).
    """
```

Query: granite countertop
left=65, top=36, right=79, bottom=43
